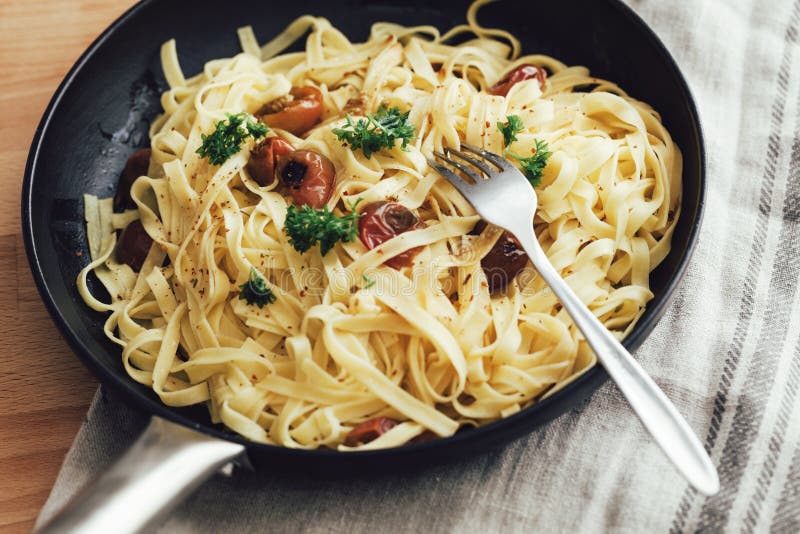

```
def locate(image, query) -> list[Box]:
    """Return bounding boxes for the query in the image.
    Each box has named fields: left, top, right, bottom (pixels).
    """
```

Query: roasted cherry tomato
left=481, top=230, right=528, bottom=292
left=117, top=220, right=153, bottom=272
left=344, top=417, right=398, bottom=446
left=259, top=86, right=323, bottom=136
left=488, top=64, right=547, bottom=97
left=114, top=148, right=151, bottom=211
left=409, top=429, right=437, bottom=444
left=358, top=201, right=424, bottom=269
left=246, top=137, right=295, bottom=186
left=276, top=149, right=335, bottom=208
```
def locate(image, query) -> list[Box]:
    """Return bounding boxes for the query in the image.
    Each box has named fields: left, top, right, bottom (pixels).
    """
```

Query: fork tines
left=428, top=143, right=512, bottom=194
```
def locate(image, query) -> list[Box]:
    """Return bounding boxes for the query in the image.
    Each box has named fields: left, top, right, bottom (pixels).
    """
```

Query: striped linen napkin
left=36, top=0, right=800, bottom=531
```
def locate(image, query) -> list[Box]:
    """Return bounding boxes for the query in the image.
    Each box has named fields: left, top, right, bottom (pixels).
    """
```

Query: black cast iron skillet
left=23, top=0, right=705, bottom=530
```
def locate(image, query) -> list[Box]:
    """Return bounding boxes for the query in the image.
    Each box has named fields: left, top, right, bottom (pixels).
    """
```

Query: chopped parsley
left=196, top=112, right=268, bottom=165
left=332, top=106, right=415, bottom=159
left=362, top=274, right=376, bottom=289
left=284, top=199, right=362, bottom=256
left=238, top=268, right=276, bottom=308
left=506, top=139, right=552, bottom=187
left=497, top=115, right=524, bottom=146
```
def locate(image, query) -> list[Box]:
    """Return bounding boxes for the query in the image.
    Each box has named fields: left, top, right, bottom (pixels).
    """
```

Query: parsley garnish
left=238, top=268, right=276, bottom=308
left=497, top=115, right=524, bottom=146
left=284, top=199, right=362, bottom=256
left=332, top=106, right=415, bottom=159
left=506, top=139, right=552, bottom=187
left=196, top=112, right=268, bottom=165
left=362, top=274, right=376, bottom=289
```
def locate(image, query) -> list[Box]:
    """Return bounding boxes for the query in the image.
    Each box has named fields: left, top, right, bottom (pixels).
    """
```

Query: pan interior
left=23, top=0, right=704, bottom=464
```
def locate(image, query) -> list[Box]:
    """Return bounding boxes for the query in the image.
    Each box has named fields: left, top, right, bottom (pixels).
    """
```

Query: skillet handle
left=36, top=416, right=247, bottom=534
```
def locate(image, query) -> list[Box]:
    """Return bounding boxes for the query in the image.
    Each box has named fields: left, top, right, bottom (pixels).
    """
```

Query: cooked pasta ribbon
left=78, top=0, right=680, bottom=449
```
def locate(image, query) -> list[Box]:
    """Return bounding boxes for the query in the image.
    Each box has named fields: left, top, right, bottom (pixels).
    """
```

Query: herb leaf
left=497, top=115, right=524, bottom=146
left=332, top=106, right=415, bottom=159
left=362, top=274, right=376, bottom=289
left=196, top=112, right=269, bottom=165
left=284, top=199, right=362, bottom=256
left=238, top=268, right=276, bottom=308
left=246, top=119, right=269, bottom=139
left=506, top=139, right=552, bottom=187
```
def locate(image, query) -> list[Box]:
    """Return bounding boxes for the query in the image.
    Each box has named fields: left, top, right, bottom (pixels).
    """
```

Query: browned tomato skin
left=276, top=149, right=335, bottom=209
left=114, top=148, right=151, bottom=211
left=409, top=429, right=437, bottom=444
left=246, top=137, right=295, bottom=186
left=260, top=86, right=323, bottom=136
left=358, top=201, right=424, bottom=269
left=488, top=65, right=547, bottom=97
left=117, top=220, right=153, bottom=272
left=481, top=231, right=529, bottom=292
left=344, top=417, right=398, bottom=446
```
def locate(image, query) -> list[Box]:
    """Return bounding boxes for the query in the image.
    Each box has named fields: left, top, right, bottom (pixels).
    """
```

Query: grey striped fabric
left=36, top=0, right=800, bottom=531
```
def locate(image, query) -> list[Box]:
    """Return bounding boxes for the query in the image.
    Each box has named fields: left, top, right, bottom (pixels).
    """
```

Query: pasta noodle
left=78, top=0, right=681, bottom=449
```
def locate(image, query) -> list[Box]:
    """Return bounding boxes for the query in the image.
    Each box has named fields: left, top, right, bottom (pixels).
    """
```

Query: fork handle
left=514, top=230, right=719, bottom=495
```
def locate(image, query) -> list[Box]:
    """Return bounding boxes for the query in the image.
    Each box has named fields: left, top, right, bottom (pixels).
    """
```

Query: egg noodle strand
left=78, top=0, right=681, bottom=449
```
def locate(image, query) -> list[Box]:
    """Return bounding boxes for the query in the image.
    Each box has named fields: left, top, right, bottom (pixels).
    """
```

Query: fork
left=429, top=143, right=719, bottom=496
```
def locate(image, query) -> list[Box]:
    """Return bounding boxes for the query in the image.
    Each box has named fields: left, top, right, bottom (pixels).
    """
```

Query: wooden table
left=0, top=1, right=136, bottom=531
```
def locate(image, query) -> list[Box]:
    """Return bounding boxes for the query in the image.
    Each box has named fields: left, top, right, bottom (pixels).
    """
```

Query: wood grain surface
left=0, top=1, right=136, bottom=531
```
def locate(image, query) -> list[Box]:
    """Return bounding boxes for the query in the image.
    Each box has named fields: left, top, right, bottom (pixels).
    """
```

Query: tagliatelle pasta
left=78, top=0, right=681, bottom=449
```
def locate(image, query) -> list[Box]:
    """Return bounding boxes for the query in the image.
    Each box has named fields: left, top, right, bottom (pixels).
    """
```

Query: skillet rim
left=21, top=0, right=706, bottom=459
